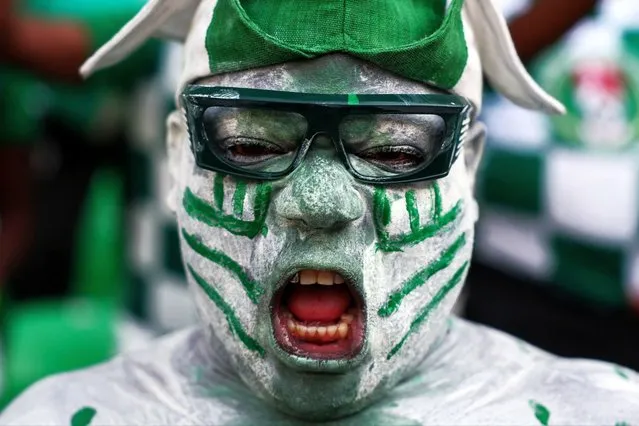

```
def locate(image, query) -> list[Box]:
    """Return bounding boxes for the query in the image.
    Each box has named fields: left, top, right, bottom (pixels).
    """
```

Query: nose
left=274, top=151, right=364, bottom=230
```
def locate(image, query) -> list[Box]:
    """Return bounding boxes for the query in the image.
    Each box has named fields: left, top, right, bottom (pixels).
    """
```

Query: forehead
left=198, top=54, right=444, bottom=95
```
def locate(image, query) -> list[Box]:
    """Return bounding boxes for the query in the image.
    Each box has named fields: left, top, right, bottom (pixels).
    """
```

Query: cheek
left=363, top=166, right=474, bottom=363
left=175, top=163, right=279, bottom=357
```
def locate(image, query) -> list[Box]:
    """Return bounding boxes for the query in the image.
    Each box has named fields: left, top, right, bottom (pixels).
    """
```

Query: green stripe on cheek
left=187, top=265, right=265, bottom=357
left=214, top=174, right=225, bottom=210
left=379, top=233, right=467, bottom=317
left=233, top=181, right=247, bottom=216
left=182, top=229, right=263, bottom=304
left=374, top=184, right=463, bottom=252
left=182, top=182, right=271, bottom=238
left=405, top=190, right=420, bottom=234
left=374, top=187, right=392, bottom=227
left=387, top=262, right=469, bottom=360
left=432, top=182, right=443, bottom=219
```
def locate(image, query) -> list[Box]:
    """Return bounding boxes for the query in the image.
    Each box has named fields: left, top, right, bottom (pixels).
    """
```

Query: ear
left=166, top=110, right=188, bottom=212
left=464, top=121, right=486, bottom=191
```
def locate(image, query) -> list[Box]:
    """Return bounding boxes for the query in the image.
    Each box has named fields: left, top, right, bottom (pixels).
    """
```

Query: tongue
left=286, top=285, right=352, bottom=323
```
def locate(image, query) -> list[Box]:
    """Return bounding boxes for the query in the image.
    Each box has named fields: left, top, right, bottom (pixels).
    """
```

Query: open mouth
left=272, top=269, right=365, bottom=360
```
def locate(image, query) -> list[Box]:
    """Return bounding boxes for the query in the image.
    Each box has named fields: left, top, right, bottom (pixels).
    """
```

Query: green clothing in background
left=0, top=0, right=160, bottom=145
left=476, top=0, right=639, bottom=310
left=126, top=43, right=195, bottom=333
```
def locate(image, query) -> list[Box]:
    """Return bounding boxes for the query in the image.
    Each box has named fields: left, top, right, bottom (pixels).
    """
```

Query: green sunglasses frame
left=181, top=85, right=471, bottom=185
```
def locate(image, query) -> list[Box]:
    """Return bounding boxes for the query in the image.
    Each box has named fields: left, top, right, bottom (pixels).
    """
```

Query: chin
left=264, top=360, right=382, bottom=421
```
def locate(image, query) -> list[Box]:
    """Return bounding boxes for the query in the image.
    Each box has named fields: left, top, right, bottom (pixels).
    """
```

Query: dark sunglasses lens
left=202, top=106, right=308, bottom=173
left=339, top=113, right=448, bottom=179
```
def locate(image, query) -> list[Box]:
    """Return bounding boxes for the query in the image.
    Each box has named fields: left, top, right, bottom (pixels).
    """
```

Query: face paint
left=182, top=175, right=272, bottom=238
left=529, top=400, right=551, bottom=426
left=169, top=55, right=479, bottom=420
left=373, top=183, right=464, bottom=252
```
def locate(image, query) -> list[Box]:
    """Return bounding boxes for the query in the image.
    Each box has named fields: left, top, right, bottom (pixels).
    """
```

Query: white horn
left=80, top=0, right=201, bottom=78
left=464, top=0, right=566, bottom=114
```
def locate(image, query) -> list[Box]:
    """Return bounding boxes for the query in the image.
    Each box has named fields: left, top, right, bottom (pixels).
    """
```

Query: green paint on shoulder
left=615, top=422, right=630, bottom=426
left=528, top=400, right=550, bottom=426
left=71, top=407, right=97, bottom=426
left=374, top=187, right=392, bottom=228
left=347, top=94, right=360, bottom=105
left=615, top=365, right=630, bottom=380
left=517, top=340, right=531, bottom=353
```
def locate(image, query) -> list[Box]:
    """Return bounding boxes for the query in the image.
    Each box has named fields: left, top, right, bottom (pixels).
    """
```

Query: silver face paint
left=169, top=54, right=480, bottom=419
left=2, top=57, right=639, bottom=426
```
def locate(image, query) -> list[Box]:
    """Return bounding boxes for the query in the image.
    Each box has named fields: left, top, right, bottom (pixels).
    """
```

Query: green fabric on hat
left=206, top=0, right=468, bottom=90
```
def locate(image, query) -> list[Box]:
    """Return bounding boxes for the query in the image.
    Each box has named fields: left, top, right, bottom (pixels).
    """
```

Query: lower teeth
left=285, top=310, right=354, bottom=341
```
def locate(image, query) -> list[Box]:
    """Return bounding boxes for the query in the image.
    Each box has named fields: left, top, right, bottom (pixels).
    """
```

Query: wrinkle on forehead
left=198, top=54, right=445, bottom=95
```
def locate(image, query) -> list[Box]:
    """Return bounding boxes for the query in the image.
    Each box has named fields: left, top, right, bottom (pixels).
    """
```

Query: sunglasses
left=182, top=85, right=471, bottom=185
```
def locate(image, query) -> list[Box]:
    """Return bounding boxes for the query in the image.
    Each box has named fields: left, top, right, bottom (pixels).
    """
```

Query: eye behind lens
left=222, top=137, right=291, bottom=165
left=355, top=145, right=427, bottom=174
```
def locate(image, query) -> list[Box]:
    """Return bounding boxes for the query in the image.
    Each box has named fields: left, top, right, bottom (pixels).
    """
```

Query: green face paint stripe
left=253, top=183, right=273, bottom=236
left=405, top=190, right=420, bottom=234
left=374, top=187, right=392, bottom=227
left=214, top=174, right=225, bottom=210
left=387, top=261, right=469, bottom=360
left=182, top=229, right=263, bottom=303
left=233, top=180, right=247, bottom=216
left=182, top=186, right=270, bottom=238
left=71, top=407, right=97, bottom=426
left=348, top=94, right=360, bottom=105
left=528, top=400, right=551, bottom=426
left=187, top=265, right=265, bottom=356
left=432, top=182, right=443, bottom=220
left=374, top=185, right=463, bottom=252
left=615, top=422, right=630, bottom=426
left=378, top=233, right=467, bottom=317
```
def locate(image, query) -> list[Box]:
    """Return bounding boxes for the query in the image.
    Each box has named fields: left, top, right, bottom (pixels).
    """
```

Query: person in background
left=465, top=0, right=639, bottom=370
left=0, top=0, right=89, bottom=287
left=0, top=0, right=161, bottom=301
left=0, top=0, right=164, bottom=404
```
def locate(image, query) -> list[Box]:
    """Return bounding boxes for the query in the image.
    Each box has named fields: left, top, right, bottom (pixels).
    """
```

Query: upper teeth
left=293, top=270, right=345, bottom=286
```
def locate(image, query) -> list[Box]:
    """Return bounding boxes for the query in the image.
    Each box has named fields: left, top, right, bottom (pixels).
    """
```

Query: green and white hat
left=81, top=0, right=564, bottom=114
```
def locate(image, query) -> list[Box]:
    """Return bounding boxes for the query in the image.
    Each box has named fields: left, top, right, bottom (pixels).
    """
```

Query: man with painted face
left=3, top=0, right=639, bottom=424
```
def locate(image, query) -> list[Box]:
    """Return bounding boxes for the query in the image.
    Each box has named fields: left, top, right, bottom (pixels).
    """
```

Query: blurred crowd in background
left=0, top=0, right=638, bottom=409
